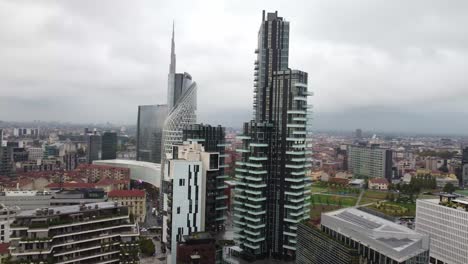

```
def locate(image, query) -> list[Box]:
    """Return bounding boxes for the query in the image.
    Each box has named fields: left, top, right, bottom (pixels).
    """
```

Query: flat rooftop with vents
left=322, top=207, right=430, bottom=262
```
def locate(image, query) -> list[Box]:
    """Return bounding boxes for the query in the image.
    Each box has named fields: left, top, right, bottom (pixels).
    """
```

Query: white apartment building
left=27, top=147, right=44, bottom=161
left=163, top=141, right=218, bottom=264
left=416, top=197, right=468, bottom=264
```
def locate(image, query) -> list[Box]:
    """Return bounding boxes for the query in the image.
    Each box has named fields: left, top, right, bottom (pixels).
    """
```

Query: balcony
left=287, top=110, right=306, bottom=115
left=248, top=170, right=267, bottom=175
left=236, top=148, right=250, bottom=153
left=245, top=176, right=262, bottom=181
left=249, top=156, right=267, bottom=161
left=293, top=96, right=308, bottom=101
left=294, top=83, right=307, bottom=88
left=250, top=143, right=268, bottom=147
left=236, top=135, right=251, bottom=140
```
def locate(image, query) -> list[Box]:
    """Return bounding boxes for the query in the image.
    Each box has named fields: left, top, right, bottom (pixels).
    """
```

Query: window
left=177, top=207, right=180, bottom=214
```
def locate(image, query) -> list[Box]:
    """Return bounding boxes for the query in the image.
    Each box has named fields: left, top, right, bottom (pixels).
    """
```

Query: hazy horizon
left=1, top=0, right=467, bottom=134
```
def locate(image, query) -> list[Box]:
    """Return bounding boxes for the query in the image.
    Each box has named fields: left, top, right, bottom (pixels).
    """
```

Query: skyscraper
left=101, top=131, right=117, bottom=160
left=183, top=124, right=228, bottom=232
left=161, top=25, right=197, bottom=163
left=233, top=11, right=312, bottom=260
left=86, top=133, right=101, bottom=164
left=136, top=104, right=168, bottom=163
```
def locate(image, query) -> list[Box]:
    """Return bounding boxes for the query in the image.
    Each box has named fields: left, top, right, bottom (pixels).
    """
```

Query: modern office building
left=86, top=133, right=102, bottom=164
left=0, top=146, right=13, bottom=177
left=102, top=131, right=117, bottom=160
left=416, top=196, right=468, bottom=264
left=9, top=202, right=140, bottom=263
left=347, top=144, right=393, bottom=180
left=462, top=145, right=468, bottom=186
left=297, top=222, right=359, bottom=264
left=296, top=208, right=430, bottom=264
left=27, top=147, right=44, bottom=161
left=163, top=141, right=223, bottom=264
left=161, top=26, right=197, bottom=163
left=136, top=104, right=168, bottom=163
left=233, top=11, right=312, bottom=260
left=183, top=124, right=228, bottom=232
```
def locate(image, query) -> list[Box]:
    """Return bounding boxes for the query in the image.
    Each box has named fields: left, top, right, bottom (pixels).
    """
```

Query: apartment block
left=9, top=202, right=140, bottom=263
left=347, top=144, right=393, bottom=180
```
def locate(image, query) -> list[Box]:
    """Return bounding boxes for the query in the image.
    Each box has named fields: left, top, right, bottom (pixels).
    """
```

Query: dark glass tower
left=183, top=124, right=228, bottom=233
left=136, top=104, right=168, bottom=163
left=86, top=133, right=102, bottom=164
left=101, top=131, right=117, bottom=160
left=233, top=11, right=312, bottom=260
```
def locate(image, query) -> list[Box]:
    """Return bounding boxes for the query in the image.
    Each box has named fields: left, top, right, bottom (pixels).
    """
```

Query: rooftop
left=16, top=201, right=121, bottom=218
left=93, top=159, right=161, bottom=170
left=108, top=189, right=145, bottom=198
left=322, top=207, right=429, bottom=261
left=369, top=178, right=389, bottom=184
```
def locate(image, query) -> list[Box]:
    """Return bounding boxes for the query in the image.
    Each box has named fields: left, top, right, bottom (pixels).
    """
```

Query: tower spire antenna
left=169, top=20, right=176, bottom=74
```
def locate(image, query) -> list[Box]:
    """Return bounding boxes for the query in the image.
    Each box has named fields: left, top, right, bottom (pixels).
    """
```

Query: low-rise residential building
left=9, top=202, right=140, bottom=264
left=297, top=208, right=430, bottom=264
left=368, top=178, right=389, bottom=190
left=0, top=204, right=18, bottom=243
left=76, top=164, right=130, bottom=183
left=108, top=189, right=146, bottom=223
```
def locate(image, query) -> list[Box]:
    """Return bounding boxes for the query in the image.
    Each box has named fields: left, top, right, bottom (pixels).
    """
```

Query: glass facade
left=136, top=104, right=168, bottom=163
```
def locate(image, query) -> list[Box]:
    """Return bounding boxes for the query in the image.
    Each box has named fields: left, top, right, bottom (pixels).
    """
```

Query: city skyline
left=1, top=0, right=468, bottom=134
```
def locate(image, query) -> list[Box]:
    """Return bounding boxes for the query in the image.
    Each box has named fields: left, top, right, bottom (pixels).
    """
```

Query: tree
left=139, top=238, right=155, bottom=256
left=443, top=182, right=456, bottom=194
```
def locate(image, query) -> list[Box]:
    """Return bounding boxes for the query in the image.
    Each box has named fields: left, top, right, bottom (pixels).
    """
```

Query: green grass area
left=454, top=189, right=468, bottom=196
left=363, top=190, right=388, bottom=200
left=369, top=201, right=417, bottom=217
left=311, top=185, right=328, bottom=193
left=310, top=194, right=357, bottom=207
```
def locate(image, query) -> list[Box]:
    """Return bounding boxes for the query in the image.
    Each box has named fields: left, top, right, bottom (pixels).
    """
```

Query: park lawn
left=311, top=185, right=328, bottom=193
left=310, top=194, right=357, bottom=207
left=363, top=190, right=389, bottom=200
left=358, top=197, right=381, bottom=206
left=454, top=189, right=468, bottom=196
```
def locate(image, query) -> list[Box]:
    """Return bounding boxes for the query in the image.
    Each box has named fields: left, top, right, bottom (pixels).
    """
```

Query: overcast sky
left=1, top=0, right=467, bottom=134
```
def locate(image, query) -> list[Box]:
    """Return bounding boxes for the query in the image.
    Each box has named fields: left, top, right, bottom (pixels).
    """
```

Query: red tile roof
left=0, top=243, right=10, bottom=254
left=95, top=178, right=129, bottom=186
left=369, top=178, right=389, bottom=185
left=108, top=189, right=145, bottom=198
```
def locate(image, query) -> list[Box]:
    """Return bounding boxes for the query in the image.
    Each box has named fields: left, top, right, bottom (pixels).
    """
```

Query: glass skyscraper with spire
left=233, top=11, right=313, bottom=260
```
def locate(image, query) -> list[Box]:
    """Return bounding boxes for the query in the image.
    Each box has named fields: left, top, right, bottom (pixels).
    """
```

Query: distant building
left=136, top=104, right=168, bottom=163
left=13, top=128, right=39, bottom=138
left=0, top=190, right=51, bottom=210
left=108, top=189, right=146, bottom=223
left=76, top=163, right=130, bottom=183
left=416, top=197, right=468, bottom=264
left=0, top=146, right=13, bottom=177
left=296, top=208, right=430, bottom=264
left=462, top=146, right=468, bottom=186
left=86, top=133, right=101, bottom=164
left=355, top=128, right=362, bottom=139
left=176, top=232, right=218, bottom=264
left=27, top=147, right=43, bottom=161
left=347, top=144, right=393, bottom=180
left=101, top=131, right=117, bottom=160
left=9, top=202, right=140, bottom=263
left=368, top=178, right=389, bottom=190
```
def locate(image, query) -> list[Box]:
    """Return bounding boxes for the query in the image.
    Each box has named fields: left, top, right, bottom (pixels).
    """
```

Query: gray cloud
left=0, top=0, right=467, bottom=134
